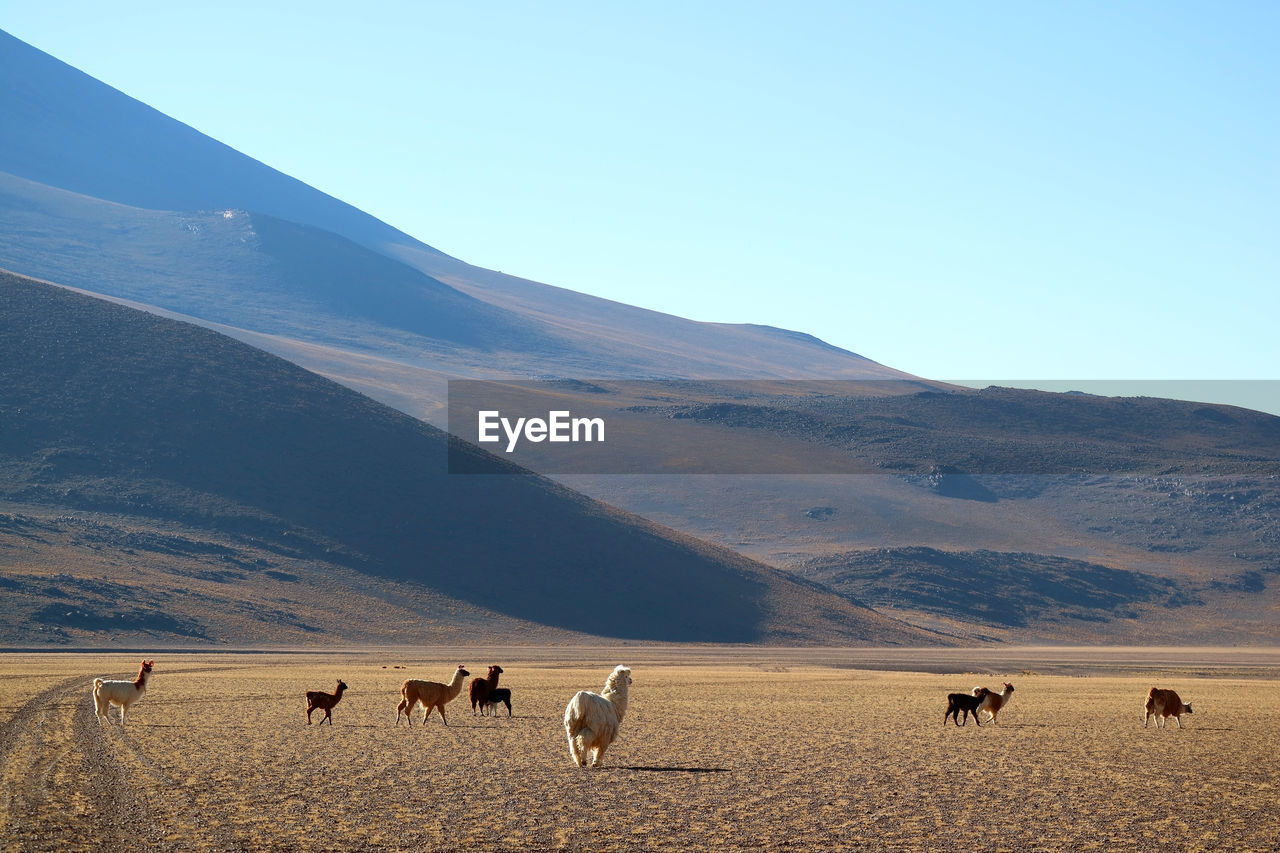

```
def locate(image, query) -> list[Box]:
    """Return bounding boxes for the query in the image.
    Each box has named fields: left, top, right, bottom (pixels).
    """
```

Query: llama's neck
left=334, top=683, right=346, bottom=698
left=488, top=670, right=501, bottom=690
left=445, top=670, right=467, bottom=699
left=604, top=686, right=629, bottom=723
left=133, top=667, right=151, bottom=692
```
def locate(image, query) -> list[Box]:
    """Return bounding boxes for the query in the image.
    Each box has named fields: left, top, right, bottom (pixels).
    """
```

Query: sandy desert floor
left=1, top=647, right=1277, bottom=852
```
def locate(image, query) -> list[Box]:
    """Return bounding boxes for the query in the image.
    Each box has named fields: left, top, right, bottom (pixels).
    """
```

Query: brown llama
left=305, top=680, right=348, bottom=725
left=396, top=665, right=470, bottom=726
left=470, top=665, right=503, bottom=715
left=1145, top=687, right=1193, bottom=728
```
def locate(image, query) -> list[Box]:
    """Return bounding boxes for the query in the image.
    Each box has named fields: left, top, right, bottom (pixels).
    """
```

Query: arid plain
left=2, top=648, right=1278, bottom=852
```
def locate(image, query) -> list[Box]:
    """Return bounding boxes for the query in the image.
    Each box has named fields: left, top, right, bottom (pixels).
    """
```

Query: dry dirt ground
left=1, top=647, right=1278, bottom=852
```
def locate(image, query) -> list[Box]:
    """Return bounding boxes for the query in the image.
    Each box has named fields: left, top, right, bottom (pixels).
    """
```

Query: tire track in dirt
left=67, top=689, right=167, bottom=852
left=0, top=675, right=239, bottom=851
left=74, top=690, right=250, bottom=851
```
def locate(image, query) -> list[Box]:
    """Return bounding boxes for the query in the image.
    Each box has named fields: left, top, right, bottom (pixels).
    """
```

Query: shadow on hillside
left=0, top=273, right=775, bottom=645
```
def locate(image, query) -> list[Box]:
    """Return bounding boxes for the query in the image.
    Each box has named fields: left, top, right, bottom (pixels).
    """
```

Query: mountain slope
left=0, top=171, right=577, bottom=358
left=796, top=547, right=1200, bottom=640
left=0, top=28, right=431, bottom=257
left=549, top=386, right=1280, bottom=642
left=0, top=28, right=908, bottom=402
left=0, top=269, right=928, bottom=646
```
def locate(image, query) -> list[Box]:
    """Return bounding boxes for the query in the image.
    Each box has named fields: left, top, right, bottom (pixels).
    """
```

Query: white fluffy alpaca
left=92, top=659, right=154, bottom=725
left=564, top=665, right=632, bottom=767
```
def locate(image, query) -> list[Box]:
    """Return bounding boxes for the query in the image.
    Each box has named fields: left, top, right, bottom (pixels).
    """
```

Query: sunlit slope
left=0, top=28, right=904, bottom=389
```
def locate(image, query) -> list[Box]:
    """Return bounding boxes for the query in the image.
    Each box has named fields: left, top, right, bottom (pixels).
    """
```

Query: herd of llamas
left=89, top=660, right=1194, bottom=766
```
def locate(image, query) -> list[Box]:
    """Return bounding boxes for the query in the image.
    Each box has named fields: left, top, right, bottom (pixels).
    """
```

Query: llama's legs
left=591, top=742, right=609, bottom=767
left=567, top=730, right=587, bottom=766
left=307, top=707, right=314, bottom=724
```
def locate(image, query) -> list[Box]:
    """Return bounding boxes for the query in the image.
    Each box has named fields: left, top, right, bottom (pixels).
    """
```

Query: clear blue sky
left=5, top=3, right=1278, bottom=405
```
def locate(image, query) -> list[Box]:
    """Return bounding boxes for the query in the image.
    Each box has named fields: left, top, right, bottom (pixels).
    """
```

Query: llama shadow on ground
left=611, top=765, right=731, bottom=774
left=1155, top=725, right=1230, bottom=732
left=137, top=723, right=264, bottom=730
left=402, top=718, right=527, bottom=728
